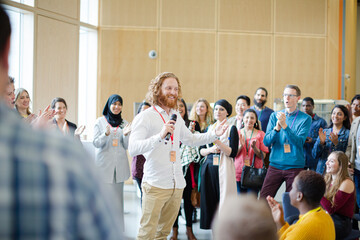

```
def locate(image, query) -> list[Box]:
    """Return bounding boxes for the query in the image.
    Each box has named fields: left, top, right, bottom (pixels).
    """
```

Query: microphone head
left=170, top=114, right=177, bottom=122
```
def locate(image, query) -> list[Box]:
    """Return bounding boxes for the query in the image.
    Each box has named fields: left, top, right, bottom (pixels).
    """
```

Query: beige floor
left=123, top=182, right=286, bottom=240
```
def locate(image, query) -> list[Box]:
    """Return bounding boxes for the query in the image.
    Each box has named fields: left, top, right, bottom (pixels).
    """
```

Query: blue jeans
left=354, top=169, right=360, bottom=210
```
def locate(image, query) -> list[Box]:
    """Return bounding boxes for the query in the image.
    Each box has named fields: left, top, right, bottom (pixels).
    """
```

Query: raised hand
left=215, top=119, right=228, bottom=137
left=75, top=125, right=86, bottom=136
left=105, top=125, right=111, bottom=136
left=276, top=112, right=287, bottom=129
left=266, top=196, right=286, bottom=230
left=122, top=122, right=132, bottom=136
left=318, top=128, right=326, bottom=145
left=329, top=132, right=339, bottom=146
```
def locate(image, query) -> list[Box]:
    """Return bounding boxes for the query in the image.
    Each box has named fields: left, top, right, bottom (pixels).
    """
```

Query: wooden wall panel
left=218, top=33, right=272, bottom=105
left=35, top=16, right=78, bottom=122
left=159, top=31, right=216, bottom=104
left=274, top=36, right=326, bottom=99
left=344, top=0, right=357, bottom=101
left=219, top=0, right=272, bottom=32
left=327, top=41, right=339, bottom=99
left=100, top=0, right=158, bottom=27
left=98, top=30, right=157, bottom=119
left=37, top=0, right=79, bottom=19
left=275, top=0, right=326, bottom=35
left=161, top=0, right=216, bottom=29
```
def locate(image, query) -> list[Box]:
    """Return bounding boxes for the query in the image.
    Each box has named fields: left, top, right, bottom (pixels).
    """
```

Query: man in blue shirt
left=0, top=5, right=123, bottom=239
left=260, top=85, right=311, bottom=198
left=251, top=87, right=274, bottom=132
left=301, top=97, right=327, bottom=170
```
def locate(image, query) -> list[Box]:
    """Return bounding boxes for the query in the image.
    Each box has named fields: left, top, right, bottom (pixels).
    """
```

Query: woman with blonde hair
left=14, top=88, right=34, bottom=119
left=321, top=151, right=355, bottom=239
left=189, top=98, right=214, bottom=132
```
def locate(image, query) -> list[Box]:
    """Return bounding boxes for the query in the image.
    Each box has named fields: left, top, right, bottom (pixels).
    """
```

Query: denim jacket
left=312, top=126, right=349, bottom=174
left=303, top=114, right=327, bottom=169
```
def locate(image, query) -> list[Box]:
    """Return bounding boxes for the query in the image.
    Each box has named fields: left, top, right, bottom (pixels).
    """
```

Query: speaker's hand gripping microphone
left=165, top=114, right=177, bottom=141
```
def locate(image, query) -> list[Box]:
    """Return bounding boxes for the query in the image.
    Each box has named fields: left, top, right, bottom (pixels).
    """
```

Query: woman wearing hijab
left=93, top=94, right=129, bottom=231
left=199, top=99, right=239, bottom=230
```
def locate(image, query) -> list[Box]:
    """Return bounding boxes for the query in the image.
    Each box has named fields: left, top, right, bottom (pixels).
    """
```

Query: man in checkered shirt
left=0, top=4, right=123, bottom=239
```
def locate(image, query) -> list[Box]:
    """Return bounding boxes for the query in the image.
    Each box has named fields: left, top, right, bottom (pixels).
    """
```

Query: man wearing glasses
left=260, top=85, right=311, bottom=198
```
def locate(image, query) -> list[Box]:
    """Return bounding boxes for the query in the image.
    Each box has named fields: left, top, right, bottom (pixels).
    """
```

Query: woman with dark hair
left=199, top=99, right=239, bottom=230
left=235, top=108, right=268, bottom=194
left=228, top=95, right=251, bottom=130
left=321, top=151, right=355, bottom=239
left=51, top=97, right=85, bottom=138
left=171, top=98, right=201, bottom=240
left=93, top=94, right=130, bottom=231
left=131, top=101, right=151, bottom=200
left=313, top=105, right=350, bottom=174
left=267, top=170, right=335, bottom=239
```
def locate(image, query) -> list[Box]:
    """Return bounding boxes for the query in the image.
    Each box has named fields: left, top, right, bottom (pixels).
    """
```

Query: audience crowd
left=2, top=4, right=360, bottom=240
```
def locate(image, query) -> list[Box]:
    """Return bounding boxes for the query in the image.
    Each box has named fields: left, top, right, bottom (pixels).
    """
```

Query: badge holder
left=284, top=139, right=291, bottom=153
left=213, top=154, right=220, bottom=166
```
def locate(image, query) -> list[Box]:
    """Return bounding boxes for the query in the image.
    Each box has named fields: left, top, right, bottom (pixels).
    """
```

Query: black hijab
left=214, top=99, right=232, bottom=117
left=103, top=94, right=123, bottom=127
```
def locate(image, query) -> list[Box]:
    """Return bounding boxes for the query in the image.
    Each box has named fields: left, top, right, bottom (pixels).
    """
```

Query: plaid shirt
left=0, top=104, right=123, bottom=240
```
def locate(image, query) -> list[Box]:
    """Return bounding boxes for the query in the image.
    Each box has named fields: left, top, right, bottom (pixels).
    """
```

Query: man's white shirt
left=129, top=105, right=217, bottom=189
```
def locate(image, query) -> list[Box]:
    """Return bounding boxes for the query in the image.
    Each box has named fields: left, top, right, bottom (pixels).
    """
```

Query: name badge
left=170, top=151, right=176, bottom=162
left=244, top=155, right=250, bottom=166
left=112, top=138, right=119, bottom=147
left=213, top=154, right=220, bottom=166
left=284, top=143, right=291, bottom=153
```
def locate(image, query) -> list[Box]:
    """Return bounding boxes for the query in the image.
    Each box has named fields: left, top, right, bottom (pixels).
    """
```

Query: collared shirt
left=0, top=104, right=123, bottom=239
left=128, top=105, right=217, bottom=189
left=285, top=108, right=299, bottom=117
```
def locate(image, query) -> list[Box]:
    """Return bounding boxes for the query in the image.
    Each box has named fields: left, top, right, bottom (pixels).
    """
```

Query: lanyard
left=153, top=106, right=174, bottom=145
left=104, top=117, right=120, bottom=134
left=243, top=128, right=254, bottom=154
left=297, top=207, right=321, bottom=225
left=289, top=110, right=299, bottom=130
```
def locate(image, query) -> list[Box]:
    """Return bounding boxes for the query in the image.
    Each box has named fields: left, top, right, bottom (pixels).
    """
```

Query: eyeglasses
left=283, top=94, right=298, bottom=98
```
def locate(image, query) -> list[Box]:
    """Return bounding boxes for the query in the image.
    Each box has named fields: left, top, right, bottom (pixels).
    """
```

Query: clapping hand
left=329, top=132, right=339, bottom=146
left=105, top=125, right=111, bottom=136
left=123, top=122, right=132, bottom=136
left=318, top=128, right=326, bottom=145
left=75, top=125, right=86, bottom=136
left=276, top=112, right=287, bottom=129
left=266, top=196, right=286, bottom=230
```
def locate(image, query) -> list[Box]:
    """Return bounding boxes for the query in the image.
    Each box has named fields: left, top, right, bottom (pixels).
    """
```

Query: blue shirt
left=303, top=114, right=327, bottom=169
left=264, top=109, right=311, bottom=170
left=0, top=104, right=123, bottom=239
left=312, top=126, right=350, bottom=173
left=250, top=106, right=274, bottom=132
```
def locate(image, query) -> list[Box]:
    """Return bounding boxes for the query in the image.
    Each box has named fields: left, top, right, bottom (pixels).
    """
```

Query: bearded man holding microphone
left=129, top=72, right=228, bottom=240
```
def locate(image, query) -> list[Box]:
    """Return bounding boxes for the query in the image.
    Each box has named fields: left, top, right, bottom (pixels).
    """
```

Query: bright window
left=6, top=7, right=34, bottom=101
left=80, top=0, right=98, bottom=26
left=8, top=0, right=34, bottom=7
left=78, top=27, right=97, bottom=141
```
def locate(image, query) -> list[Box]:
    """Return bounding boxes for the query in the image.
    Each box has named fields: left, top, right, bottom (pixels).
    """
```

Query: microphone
left=165, top=114, right=177, bottom=141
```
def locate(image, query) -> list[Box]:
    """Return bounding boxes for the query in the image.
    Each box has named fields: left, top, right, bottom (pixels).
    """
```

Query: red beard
left=159, top=92, right=177, bottom=109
